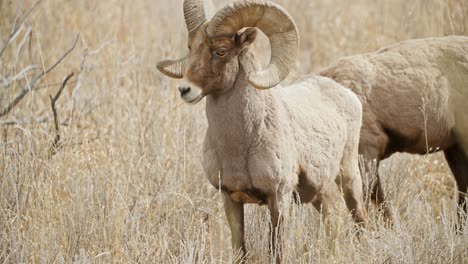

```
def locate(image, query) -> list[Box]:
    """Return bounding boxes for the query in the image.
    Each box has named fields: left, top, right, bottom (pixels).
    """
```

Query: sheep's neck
left=205, top=52, right=271, bottom=151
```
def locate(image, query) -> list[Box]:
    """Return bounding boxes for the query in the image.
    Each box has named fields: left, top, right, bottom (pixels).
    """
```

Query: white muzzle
left=178, top=80, right=204, bottom=104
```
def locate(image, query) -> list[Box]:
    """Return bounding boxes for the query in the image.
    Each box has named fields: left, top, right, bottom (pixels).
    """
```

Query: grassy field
left=1, top=0, right=467, bottom=263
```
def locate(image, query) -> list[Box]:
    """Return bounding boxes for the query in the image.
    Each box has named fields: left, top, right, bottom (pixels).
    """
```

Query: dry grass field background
left=1, top=0, right=467, bottom=263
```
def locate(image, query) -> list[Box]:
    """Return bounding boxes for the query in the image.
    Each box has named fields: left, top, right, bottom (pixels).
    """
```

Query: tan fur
left=158, top=1, right=368, bottom=262
left=321, top=36, right=468, bottom=218
left=201, top=42, right=367, bottom=264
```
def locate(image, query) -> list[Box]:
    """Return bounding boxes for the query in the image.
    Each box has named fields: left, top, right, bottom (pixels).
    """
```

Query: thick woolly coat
left=321, top=36, right=468, bottom=160
left=202, top=51, right=363, bottom=204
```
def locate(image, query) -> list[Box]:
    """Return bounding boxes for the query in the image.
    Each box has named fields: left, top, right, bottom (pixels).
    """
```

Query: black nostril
left=178, top=86, right=191, bottom=96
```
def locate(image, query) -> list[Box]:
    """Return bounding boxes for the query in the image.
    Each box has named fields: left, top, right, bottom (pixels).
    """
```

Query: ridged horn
left=206, top=0, right=299, bottom=89
left=184, top=0, right=215, bottom=37
left=157, top=0, right=214, bottom=78
left=157, top=56, right=189, bottom=79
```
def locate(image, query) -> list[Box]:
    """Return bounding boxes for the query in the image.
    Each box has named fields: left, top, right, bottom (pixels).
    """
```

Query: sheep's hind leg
left=223, top=193, right=246, bottom=263
left=310, top=184, right=346, bottom=251
left=311, top=185, right=338, bottom=234
left=359, top=121, right=394, bottom=222
left=370, top=169, right=390, bottom=217
left=360, top=157, right=394, bottom=221
left=267, top=190, right=291, bottom=264
left=444, top=143, right=468, bottom=223
left=339, top=163, right=368, bottom=227
left=341, top=122, right=369, bottom=227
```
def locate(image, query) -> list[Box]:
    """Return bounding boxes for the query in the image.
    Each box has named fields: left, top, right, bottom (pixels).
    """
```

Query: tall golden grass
left=0, top=0, right=467, bottom=263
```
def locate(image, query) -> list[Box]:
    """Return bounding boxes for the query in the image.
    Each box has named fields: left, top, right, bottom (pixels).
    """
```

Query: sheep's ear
left=235, top=27, right=258, bottom=49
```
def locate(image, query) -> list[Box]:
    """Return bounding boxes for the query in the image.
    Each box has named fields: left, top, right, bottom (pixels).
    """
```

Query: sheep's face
left=179, top=25, right=258, bottom=104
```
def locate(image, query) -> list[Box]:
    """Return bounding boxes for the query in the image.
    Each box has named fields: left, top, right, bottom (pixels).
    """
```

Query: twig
left=26, top=80, right=77, bottom=92
left=1, top=64, right=40, bottom=88
left=49, top=72, right=74, bottom=157
left=71, top=39, right=112, bottom=112
left=0, top=116, right=48, bottom=126
left=0, top=0, right=42, bottom=60
left=14, top=26, right=32, bottom=64
left=0, top=34, right=79, bottom=118
left=0, top=120, right=20, bottom=126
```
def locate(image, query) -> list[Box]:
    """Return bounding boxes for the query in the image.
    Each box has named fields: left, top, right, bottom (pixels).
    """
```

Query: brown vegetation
left=1, top=0, right=467, bottom=263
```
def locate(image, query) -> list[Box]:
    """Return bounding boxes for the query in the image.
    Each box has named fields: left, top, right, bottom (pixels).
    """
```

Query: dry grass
left=1, top=0, right=467, bottom=263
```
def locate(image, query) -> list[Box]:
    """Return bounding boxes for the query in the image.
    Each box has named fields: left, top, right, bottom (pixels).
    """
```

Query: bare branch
left=71, top=38, right=112, bottom=112
left=51, top=73, right=74, bottom=108
left=0, top=0, right=42, bottom=60
left=31, top=80, right=78, bottom=91
left=1, top=64, right=40, bottom=88
left=0, top=34, right=79, bottom=118
left=43, top=34, right=79, bottom=75
left=49, top=72, right=74, bottom=157
left=0, top=116, right=48, bottom=126
left=0, top=120, right=21, bottom=126
left=11, top=0, right=24, bottom=34
left=0, top=25, right=24, bottom=59
left=14, top=26, right=32, bottom=64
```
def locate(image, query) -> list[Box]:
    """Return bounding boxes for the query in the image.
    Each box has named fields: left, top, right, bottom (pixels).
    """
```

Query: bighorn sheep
left=157, top=0, right=367, bottom=261
left=321, top=36, right=468, bottom=219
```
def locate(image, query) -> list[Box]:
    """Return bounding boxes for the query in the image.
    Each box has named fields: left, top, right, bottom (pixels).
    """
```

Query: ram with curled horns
left=157, top=0, right=368, bottom=262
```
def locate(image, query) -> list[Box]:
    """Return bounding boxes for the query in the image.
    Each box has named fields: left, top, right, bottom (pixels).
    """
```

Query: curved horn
left=184, top=0, right=215, bottom=37
left=206, top=0, right=299, bottom=89
left=157, top=56, right=188, bottom=79
left=157, top=0, right=214, bottom=78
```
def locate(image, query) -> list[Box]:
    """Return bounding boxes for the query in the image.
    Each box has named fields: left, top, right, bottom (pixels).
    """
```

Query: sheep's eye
left=214, top=49, right=227, bottom=57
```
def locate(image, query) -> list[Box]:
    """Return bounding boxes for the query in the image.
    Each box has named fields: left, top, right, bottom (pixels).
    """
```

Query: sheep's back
left=321, top=36, right=468, bottom=154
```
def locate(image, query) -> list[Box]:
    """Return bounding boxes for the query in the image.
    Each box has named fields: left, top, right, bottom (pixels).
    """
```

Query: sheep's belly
left=230, top=191, right=266, bottom=205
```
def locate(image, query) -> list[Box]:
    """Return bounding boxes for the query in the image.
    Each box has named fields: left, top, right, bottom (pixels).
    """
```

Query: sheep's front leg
left=223, top=193, right=246, bottom=263
left=267, top=191, right=290, bottom=264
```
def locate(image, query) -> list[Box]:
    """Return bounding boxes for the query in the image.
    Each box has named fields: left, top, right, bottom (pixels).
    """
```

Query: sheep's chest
left=203, top=134, right=289, bottom=202
left=203, top=152, right=270, bottom=204
left=203, top=135, right=254, bottom=192
left=202, top=90, right=294, bottom=201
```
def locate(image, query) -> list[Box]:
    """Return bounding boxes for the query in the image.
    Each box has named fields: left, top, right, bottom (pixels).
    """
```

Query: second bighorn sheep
left=321, top=36, right=468, bottom=219
left=158, top=0, right=367, bottom=261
